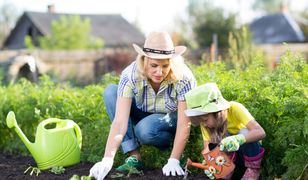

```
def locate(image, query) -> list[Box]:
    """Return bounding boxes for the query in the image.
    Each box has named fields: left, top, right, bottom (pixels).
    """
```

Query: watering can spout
left=6, top=111, right=34, bottom=151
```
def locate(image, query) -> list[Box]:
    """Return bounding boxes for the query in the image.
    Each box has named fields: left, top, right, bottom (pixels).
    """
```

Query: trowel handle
left=73, top=123, right=82, bottom=149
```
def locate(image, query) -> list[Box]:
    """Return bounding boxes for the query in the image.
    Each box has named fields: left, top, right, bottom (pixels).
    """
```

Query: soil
left=0, top=152, right=208, bottom=180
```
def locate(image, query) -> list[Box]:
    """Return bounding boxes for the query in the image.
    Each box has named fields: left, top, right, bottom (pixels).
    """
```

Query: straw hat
left=185, top=83, right=230, bottom=118
left=133, top=31, right=186, bottom=59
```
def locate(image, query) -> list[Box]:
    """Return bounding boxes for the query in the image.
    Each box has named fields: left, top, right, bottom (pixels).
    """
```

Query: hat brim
left=133, top=44, right=186, bottom=59
left=185, top=99, right=230, bottom=117
left=185, top=110, right=208, bottom=117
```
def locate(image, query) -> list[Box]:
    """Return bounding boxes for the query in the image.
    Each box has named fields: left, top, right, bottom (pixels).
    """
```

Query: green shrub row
left=0, top=52, right=307, bottom=179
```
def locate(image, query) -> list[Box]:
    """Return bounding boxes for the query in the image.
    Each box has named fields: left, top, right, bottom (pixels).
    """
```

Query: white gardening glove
left=162, top=158, right=184, bottom=176
left=89, top=157, right=113, bottom=180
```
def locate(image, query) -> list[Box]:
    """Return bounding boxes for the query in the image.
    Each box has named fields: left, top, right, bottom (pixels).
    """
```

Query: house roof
left=10, top=11, right=145, bottom=47
left=250, top=12, right=306, bottom=44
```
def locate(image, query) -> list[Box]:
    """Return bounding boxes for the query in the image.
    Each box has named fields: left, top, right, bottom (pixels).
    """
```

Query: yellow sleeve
left=200, top=125, right=211, bottom=141
left=229, top=102, right=254, bottom=126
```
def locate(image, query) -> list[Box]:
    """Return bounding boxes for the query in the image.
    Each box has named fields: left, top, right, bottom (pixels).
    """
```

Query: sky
left=1, top=0, right=308, bottom=35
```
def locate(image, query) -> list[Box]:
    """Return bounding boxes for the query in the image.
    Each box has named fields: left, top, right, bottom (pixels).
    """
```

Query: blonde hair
left=191, top=110, right=228, bottom=143
left=136, top=55, right=185, bottom=81
left=209, top=110, right=228, bottom=143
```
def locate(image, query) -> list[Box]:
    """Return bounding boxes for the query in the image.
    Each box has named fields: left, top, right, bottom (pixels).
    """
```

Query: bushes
left=190, top=51, right=307, bottom=179
left=0, top=75, right=117, bottom=161
left=0, top=51, right=307, bottom=179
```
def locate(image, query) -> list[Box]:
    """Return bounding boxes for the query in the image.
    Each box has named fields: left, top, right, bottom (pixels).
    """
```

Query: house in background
left=2, top=10, right=145, bottom=49
left=0, top=6, right=145, bottom=84
left=250, top=12, right=306, bottom=44
left=249, top=12, right=308, bottom=68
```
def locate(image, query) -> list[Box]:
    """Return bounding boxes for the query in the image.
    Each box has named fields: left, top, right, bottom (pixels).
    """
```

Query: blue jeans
left=236, top=129, right=262, bottom=157
left=103, top=84, right=177, bottom=154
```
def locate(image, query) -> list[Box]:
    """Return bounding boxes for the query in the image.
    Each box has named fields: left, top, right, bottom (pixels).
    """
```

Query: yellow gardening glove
left=220, top=134, right=246, bottom=152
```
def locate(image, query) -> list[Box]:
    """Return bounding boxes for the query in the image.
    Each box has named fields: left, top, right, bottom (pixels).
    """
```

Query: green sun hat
left=184, top=83, right=230, bottom=125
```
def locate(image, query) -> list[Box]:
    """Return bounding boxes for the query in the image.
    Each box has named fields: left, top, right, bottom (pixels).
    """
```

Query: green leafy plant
left=0, top=50, right=307, bottom=179
left=126, top=166, right=144, bottom=177
left=69, top=174, right=92, bottom=180
left=110, top=173, right=125, bottom=178
left=109, top=167, right=143, bottom=178
left=50, top=166, right=65, bottom=174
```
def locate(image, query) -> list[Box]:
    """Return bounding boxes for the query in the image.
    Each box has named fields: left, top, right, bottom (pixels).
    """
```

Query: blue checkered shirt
left=117, top=61, right=197, bottom=113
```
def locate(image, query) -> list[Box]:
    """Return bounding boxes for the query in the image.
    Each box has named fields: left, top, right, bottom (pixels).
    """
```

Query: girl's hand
left=219, top=134, right=246, bottom=152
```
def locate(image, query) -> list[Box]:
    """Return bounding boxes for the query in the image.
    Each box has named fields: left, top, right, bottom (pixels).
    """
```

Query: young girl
left=184, top=83, right=265, bottom=180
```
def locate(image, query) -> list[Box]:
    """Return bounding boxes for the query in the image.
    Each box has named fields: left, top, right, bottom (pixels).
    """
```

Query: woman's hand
left=89, top=157, right=114, bottom=180
left=162, top=158, right=184, bottom=176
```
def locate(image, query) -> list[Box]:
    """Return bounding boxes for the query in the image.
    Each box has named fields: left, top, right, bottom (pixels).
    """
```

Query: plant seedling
left=126, top=166, right=144, bottom=177
left=109, top=167, right=143, bottom=179
left=50, top=166, right=65, bottom=174
left=24, top=165, right=41, bottom=176
left=69, top=174, right=93, bottom=180
left=110, top=173, right=125, bottom=178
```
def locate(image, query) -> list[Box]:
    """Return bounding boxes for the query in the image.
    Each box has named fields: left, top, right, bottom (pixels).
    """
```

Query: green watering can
left=6, top=111, right=82, bottom=170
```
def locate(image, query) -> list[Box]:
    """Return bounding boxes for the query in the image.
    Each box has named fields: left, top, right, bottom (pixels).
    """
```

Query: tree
left=186, top=0, right=237, bottom=48
left=228, top=26, right=256, bottom=69
left=252, top=0, right=288, bottom=13
left=25, top=15, right=104, bottom=50
left=298, top=9, right=308, bottom=41
left=0, top=2, right=19, bottom=46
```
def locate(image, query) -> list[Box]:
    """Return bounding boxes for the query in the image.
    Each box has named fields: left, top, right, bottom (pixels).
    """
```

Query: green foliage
left=266, top=52, right=308, bottom=179
left=0, top=51, right=307, bottom=179
left=282, top=144, right=308, bottom=180
left=298, top=8, right=308, bottom=41
left=24, top=36, right=36, bottom=50
left=191, top=51, right=307, bottom=179
left=0, top=67, right=4, bottom=85
left=252, top=0, right=285, bottom=13
left=0, top=2, right=18, bottom=44
left=187, top=0, right=237, bottom=48
left=0, top=75, right=107, bottom=160
left=228, top=26, right=261, bottom=69
left=69, top=175, right=92, bottom=180
left=109, top=167, right=143, bottom=178
left=26, top=15, right=104, bottom=50
left=50, top=166, right=65, bottom=174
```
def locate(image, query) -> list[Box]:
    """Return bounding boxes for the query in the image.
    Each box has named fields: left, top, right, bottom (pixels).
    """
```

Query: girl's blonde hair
left=191, top=110, right=228, bottom=143
left=208, top=110, right=228, bottom=143
left=136, top=55, right=185, bottom=81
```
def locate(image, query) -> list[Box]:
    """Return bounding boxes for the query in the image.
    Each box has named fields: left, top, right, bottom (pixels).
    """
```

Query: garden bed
left=0, top=152, right=207, bottom=180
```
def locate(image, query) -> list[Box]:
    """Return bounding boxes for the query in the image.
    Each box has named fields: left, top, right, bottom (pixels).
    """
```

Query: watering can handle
left=72, top=122, right=82, bottom=149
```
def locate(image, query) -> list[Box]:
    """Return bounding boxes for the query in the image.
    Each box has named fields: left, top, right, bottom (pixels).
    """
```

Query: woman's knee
left=103, top=84, right=118, bottom=99
left=103, top=84, right=118, bottom=105
left=103, top=85, right=118, bottom=120
left=134, top=124, right=153, bottom=144
left=134, top=120, right=174, bottom=147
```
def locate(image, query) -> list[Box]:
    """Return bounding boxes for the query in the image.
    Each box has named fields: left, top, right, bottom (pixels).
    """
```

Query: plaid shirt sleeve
left=117, top=73, right=134, bottom=98
left=176, top=79, right=197, bottom=101
left=176, top=66, right=197, bottom=101
left=117, top=61, right=138, bottom=98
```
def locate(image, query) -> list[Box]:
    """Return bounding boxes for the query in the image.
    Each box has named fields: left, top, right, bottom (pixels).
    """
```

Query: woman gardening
left=184, top=83, right=265, bottom=180
left=90, top=31, right=197, bottom=179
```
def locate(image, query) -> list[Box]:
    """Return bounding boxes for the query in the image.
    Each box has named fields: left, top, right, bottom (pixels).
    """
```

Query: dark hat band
left=143, top=47, right=175, bottom=55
